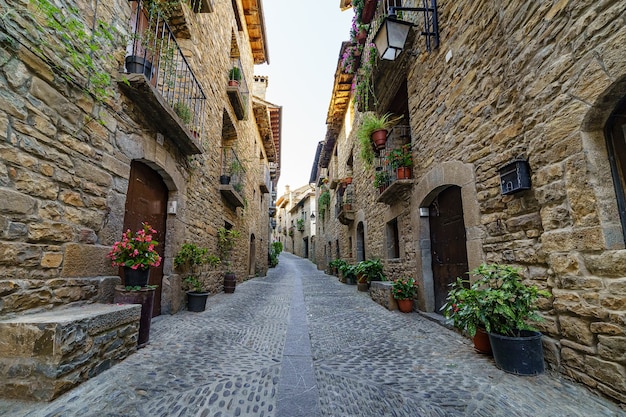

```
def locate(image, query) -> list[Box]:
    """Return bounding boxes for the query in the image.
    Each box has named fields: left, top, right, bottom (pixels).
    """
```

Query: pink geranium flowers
left=107, top=223, right=162, bottom=270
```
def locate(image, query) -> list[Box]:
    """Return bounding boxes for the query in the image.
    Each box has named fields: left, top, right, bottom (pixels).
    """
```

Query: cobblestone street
left=1, top=253, right=625, bottom=417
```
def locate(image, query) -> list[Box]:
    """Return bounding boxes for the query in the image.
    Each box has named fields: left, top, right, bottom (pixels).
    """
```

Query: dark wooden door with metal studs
left=429, top=186, right=469, bottom=312
left=124, top=161, right=168, bottom=316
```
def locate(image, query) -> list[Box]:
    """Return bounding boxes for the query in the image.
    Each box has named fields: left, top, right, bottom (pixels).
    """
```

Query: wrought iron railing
left=222, top=148, right=245, bottom=193
left=376, top=124, right=413, bottom=193
left=126, top=1, right=206, bottom=137
left=335, top=183, right=355, bottom=217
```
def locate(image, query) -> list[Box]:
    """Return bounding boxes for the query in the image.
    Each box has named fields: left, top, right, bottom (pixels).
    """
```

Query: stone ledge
left=0, top=303, right=141, bottom=401
left=369, top=281, right=398, bottom=311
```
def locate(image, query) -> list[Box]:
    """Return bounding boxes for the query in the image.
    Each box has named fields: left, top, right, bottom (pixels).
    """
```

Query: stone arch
left=411, top=161, right=484, bottom=312
left=579, top=75, right=626, bottom=249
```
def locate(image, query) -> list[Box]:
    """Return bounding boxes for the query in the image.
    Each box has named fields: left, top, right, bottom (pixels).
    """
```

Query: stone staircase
left=0, top=277, right=142, bottom=401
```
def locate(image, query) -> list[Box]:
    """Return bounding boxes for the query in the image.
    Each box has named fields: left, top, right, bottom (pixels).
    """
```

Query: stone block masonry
left=0, top=303, right=141, bottom=401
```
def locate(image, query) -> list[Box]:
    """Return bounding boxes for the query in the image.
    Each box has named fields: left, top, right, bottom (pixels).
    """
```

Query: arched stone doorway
left=428, top=186, right=469, bottom=312
left=413, top=161, right=483, bottom=313
left=124, top=160, right=168, bottom=316
left=356, top=222, right=366, bottom=262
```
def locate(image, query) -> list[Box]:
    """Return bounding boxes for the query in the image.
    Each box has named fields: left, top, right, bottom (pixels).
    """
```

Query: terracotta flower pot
left=396, top=298, right=413, bottom=313
left=473, top=327, right=492, bottom=355
left=371, top=129, right=388, bottom=150
left=396, top=166, right=412, bottom=180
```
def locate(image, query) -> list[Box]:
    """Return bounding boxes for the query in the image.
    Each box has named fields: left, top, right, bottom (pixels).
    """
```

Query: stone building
left=0, top=0, right=280, bottom=399
left=274, top=184, right=315, bottom=259
left=314, top=0, right=626, bottom=405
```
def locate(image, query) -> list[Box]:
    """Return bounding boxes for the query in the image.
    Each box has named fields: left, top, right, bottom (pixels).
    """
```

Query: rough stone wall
left=320, top=0, right=626, bottom=404
left=0, top=0, right=272, bottom=316
left=402, top=0, right=626, bottom=404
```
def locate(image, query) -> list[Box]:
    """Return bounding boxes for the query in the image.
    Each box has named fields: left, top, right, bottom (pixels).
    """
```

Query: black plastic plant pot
left=187, top=291, right=209, bottom=312
left=219, top=175, right=231, bottom=185
left=488, top=330, right=545, bottom=375
left=125, top=55, right=153, bottom=78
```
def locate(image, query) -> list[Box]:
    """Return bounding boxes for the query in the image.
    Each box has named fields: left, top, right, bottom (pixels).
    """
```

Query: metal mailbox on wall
left=498, top=159, right=531, bottom=195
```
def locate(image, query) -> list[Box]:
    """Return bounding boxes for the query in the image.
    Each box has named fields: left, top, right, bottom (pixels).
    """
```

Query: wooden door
left=429, top=186, right=468, bottom=312
left=124, top=161, right=168, bottom=316
left=248, top=234, right=256, bottom=276
left=356, top=222, right=366, bottom=262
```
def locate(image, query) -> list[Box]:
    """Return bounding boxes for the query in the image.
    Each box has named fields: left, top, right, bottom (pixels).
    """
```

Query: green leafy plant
left=174, top=243, right=220, bottom=293
left=296, top=218, right=305, bottom=231
left=218, top=227, right=241, bottom=272
left=441, top=263, right=550, bottom=337
left=269, top=241, right=283, bottom=268
left=173, top=102, right=192, bottom=125
left=386, top=144, right=413, bottom=168
left=392, top=277, right=418, bottom=300
left=229, top=66, right=242, bottom=82
left=318, top=189, right=331, bottom=219
left=373, top=171, right=389, bottom=188
left=107, top=223, right=161, bottom=270
left=355, top=259, right=385, bottom=283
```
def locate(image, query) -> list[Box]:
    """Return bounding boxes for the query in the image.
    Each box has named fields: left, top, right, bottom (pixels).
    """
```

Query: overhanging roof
left=242, top=0, right=270, bottom=64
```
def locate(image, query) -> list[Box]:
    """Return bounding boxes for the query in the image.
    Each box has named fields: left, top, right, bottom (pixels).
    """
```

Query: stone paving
left=1, top=252, right=625, bottom=416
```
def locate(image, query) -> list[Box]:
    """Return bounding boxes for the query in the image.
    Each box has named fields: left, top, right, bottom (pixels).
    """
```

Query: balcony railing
left=335, top=183, right=355, bottom=225
left=123, top=1, right=206, bottom=154
left=219, top=148, right=245, bottom=208
left=259, top=163, right=271, bottom=193
left=226, top=57, right=249, bottom=120
left=376, top=125, right=415, bottom=205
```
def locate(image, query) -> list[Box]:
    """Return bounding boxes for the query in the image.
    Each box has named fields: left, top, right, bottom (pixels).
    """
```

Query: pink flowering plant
left=107, top=223, right=162, bottom=270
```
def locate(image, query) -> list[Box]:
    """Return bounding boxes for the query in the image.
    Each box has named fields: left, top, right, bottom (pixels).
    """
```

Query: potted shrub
left=357, top=112, right=403, bottom=151
left=296, top=218, right=305, bottom=232
left=174, top=243, right=220, bottom=312
left=373, top=170, right=389, bottom=192
left=444, top=263, right=551, bottom=374
left=107, top=222, right=162, bottom=287
left=391, top=277, right=418, bottom=313
left=386, top=143, right=413, bottom=179
left=329, top=259, right=348, bottom=279
left=355, top=259, right=385, bottom=291
left=218, top=227, right=241, bottom=293
left=228, top=66, right=242, bottom=86
left=441, top=276, right=492, bottom=354
left=339, top=263, right=357, bottom=285
left=477, top=263, right=550, bottom=375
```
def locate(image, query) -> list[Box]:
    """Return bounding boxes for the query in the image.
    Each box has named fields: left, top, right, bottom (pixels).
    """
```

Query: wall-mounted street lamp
left=373, top=0, right=440, bottom=61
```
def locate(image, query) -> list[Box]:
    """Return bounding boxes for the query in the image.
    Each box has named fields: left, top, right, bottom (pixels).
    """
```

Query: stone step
left=0, top=303, right=141, bottom=401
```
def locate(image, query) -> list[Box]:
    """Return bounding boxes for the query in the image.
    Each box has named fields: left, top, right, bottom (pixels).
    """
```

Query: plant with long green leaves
left=441, top=263, right=550, bottom=337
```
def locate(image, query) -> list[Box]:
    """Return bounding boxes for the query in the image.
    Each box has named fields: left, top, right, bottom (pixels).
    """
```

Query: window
left=386, top=218, right=400, bottom=259
left=606, top=96, right=626, bottom=242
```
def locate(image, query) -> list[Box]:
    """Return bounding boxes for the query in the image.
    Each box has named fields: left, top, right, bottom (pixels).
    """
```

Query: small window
left=386, top=218, right=400, bottom=259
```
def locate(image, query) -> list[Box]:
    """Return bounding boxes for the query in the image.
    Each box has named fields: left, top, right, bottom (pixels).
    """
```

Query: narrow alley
left=1, top=253, right=624, bottom=417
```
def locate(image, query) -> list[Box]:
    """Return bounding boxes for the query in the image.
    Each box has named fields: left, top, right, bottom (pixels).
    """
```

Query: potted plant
left=174, top=243, right=220, bottom=312
left=107, top=222, right=162, bottom=287
left=328, top=259, right=347, bottom=279
left=355, top=258, right=385, bottom=291
left=477, top=263, right=550, bottom=375
left=373, top=170, right=389, bottom=192
left=444, top=263, right=551, bottom=374
left=113, top=284, right=158, bottom=347
left=338, top=263, right=357, bottom=285
left=228, top=66, right=242, bottom=86
left=441, top=276, right=492, bottom=354
left=391, top=277, right=418, bottom=313
left=357, top=112, right=403, bottom=151
left=173, top=102, right=192, bottom=125
left=386, top=143, right=413, bottom=179
left=296, top=218, right=305, bottom=232
left=218, top=227, right=241, bottom=293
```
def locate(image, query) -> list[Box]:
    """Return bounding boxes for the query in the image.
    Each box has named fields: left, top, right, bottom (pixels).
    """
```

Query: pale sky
left=255, top=1, right=353, bottom=195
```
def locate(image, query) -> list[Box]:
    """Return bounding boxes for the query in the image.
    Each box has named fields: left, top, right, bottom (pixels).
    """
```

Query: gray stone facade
left=0, top=0, right=279, bottom=399
left=314, top=0, right=626, bottom=405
